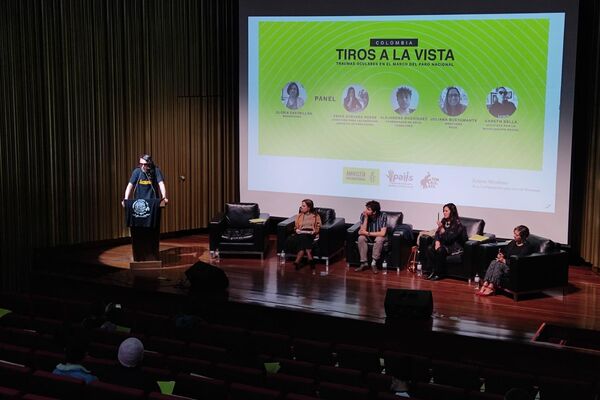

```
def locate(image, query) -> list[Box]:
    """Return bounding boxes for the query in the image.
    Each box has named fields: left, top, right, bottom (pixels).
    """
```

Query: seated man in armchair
left=355, top=200, right=387, bottom=274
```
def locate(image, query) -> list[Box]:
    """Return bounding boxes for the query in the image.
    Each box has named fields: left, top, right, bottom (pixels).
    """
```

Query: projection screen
left=239, top=0, right=578, bottom=243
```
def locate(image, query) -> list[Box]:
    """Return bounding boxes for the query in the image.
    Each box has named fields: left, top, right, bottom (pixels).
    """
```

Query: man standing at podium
left=122, top=154, right=168, bottom=261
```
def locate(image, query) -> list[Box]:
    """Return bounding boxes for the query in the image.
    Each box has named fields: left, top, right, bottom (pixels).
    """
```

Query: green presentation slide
left=257, top=18, right=550, bottom=170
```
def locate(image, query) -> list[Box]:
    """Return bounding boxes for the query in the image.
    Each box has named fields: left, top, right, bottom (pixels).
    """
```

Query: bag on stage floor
left=185, top=261, right=229, bottom=293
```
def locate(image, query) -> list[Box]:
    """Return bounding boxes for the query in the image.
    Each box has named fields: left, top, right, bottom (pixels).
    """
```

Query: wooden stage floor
left=47, top=234, right=600, bottom=345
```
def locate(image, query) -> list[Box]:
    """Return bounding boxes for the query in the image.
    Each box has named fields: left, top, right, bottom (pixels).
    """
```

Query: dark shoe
left=354, top=262, right=368, bottom=272
left=424, top=272, right=435, bottom=280
left=309, top=259, right=316, bottom=270
left=294, top=261, right=303, bottom=271
left=430, top=275, right=442, bottom=281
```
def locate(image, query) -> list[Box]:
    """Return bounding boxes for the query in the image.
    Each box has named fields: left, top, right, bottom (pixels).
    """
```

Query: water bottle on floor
left=416, top=262, right=422, bottom=277
left=214, top=248, right=220, bottom=263
left=474, top=273, right=480, bottom=290
left=382, top=260, right=388, bottom=275
left=280, top=251, right=286, bottom=265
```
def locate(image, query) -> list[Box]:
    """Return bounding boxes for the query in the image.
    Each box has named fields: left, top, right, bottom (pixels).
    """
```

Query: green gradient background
left=257, top=18, right=550, bottom=170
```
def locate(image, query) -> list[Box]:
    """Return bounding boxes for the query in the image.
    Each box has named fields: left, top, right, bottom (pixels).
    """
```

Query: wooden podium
left=124, top=198, right=163, bottom=262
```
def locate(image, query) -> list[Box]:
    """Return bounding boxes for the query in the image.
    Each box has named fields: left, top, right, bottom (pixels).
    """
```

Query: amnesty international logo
left=420, top=172, right=439, bottom=189
left=132, top=199, right=151, bottom=218
left=343, top=167, right=379, bottom=186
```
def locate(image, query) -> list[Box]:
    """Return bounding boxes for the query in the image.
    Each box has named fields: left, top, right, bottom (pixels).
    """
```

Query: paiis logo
left=420, top=172, right=439, bottom=189
left=386, top=170, right=414, bottom=187
left=132, top=199, right=151, bottom=218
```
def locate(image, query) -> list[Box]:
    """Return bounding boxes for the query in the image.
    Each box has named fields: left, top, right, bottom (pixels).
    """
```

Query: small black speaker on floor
left=185, top=261, right=229, bottom=293
left=384, top=289, right=433, bottom=320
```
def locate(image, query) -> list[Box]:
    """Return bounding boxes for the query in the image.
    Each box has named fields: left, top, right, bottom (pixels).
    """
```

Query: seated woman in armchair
left=425, top=203, right=467, bottom=281
left=477, top=225, right=535, bottom=296
left=286, top=199, right=322, bottom=270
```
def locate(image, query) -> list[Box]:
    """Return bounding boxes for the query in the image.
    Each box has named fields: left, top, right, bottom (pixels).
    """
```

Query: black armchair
left=477, top=234, right=569, bottom=301
left=209, top=203, right=270, bottom=258
left=345, top=211, right=414, bottom=271
left=277, top=207, right=346, bottom=267
left=418, top=217, right=495, bottom=280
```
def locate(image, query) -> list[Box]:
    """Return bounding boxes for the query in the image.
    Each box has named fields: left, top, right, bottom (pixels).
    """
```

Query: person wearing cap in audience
left=110, top=337, right=147, bottom=390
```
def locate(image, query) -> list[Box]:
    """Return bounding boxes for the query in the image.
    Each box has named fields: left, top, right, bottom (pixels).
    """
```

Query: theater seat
left=85, top=381, right=145, bottom=400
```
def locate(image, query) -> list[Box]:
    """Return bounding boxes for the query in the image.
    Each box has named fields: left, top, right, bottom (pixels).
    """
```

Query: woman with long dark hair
left=286, top=199, right=322, bottom=270
left=343, top=86, right=364, bottom=112
left=425, top=203, right=467, bottom=281
left=441, top=87, right=467, bottom=116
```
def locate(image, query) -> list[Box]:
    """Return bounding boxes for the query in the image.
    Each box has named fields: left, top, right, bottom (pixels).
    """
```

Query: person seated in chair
left=425, top=203, right=467, bottom=281
left=112, top=337, right=146, bottom=389
left=355, top=200, right=387, bottom=274
left=53, top=337, right=98, bottom=384
left=286, top=199, right=322, bottom=270
left=477, top=225, right=534, bottom=296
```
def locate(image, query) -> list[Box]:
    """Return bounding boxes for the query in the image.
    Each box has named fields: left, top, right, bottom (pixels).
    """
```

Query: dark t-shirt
left=128, top=167, right=164, bottom=200
left=489, top=101, right=516, bottom=118
left=434, top=219, right=467, bottom=254
left=504, top=240, right=535, bottom=266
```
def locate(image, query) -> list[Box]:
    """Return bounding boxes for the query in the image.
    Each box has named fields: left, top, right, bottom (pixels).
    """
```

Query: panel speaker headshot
left=487, top=86, right=518, bottom=118
left=392, top=85, right=418, bottom=115
left=282, top=81, right=306, bottom=110
left=342, top=85, right=369, bottom=113
left=440, top=86, right=468, bottom=117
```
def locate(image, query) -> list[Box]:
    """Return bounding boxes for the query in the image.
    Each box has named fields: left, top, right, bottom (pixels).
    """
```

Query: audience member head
left=118, top=337, right=144, bottom=368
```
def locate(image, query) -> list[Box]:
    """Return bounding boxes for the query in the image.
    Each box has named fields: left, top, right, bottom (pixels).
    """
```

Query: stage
left=40, top=234, right=600, bottom=345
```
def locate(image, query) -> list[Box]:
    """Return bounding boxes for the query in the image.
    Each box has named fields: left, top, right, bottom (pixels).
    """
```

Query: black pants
left=426, top=244, right=448, bottom=276
left=285, top=233, right=316, bottom=254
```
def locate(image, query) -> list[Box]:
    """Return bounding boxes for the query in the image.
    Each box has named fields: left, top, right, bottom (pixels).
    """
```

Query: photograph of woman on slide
left=343, top=85, right=369, bottom=113
left=440, top=86, right=468, bottom=117
left=282, top=81, right=305, bottom=110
